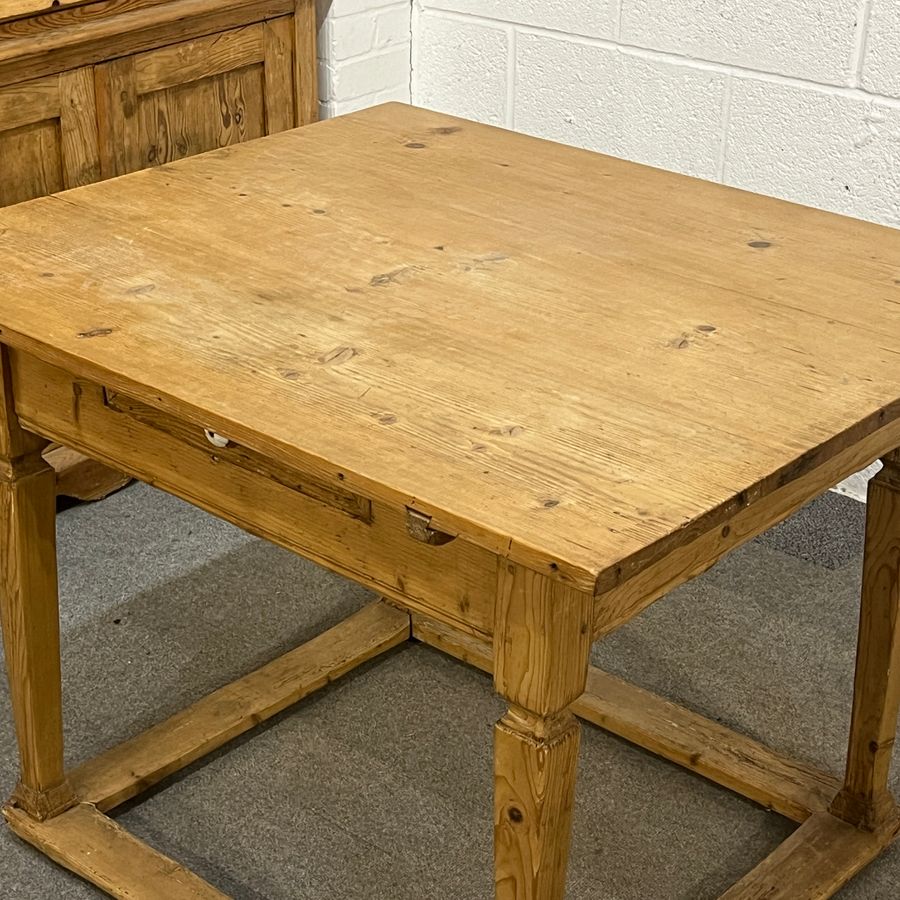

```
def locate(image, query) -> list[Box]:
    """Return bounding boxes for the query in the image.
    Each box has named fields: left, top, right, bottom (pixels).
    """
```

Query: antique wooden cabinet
left=0, top=0, right=317, bottom=497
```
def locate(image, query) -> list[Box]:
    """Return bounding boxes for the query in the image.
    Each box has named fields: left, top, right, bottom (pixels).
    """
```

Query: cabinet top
left=0, top=0, right=300, bottom=87
left=0, top=103, right=898, bottom=592
left=1, top=0, right=80, bottom=21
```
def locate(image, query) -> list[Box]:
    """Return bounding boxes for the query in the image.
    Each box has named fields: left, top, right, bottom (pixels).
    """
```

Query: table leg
left=830, top=451, right=900, bottom=831
left=493, top=562, right=592, bottom=900
left=0, top=349, right=73, bottom=820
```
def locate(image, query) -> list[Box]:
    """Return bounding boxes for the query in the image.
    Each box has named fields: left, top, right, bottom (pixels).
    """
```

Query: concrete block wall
left=412, top=0, right=900, bottom=227
left=317, top=0, right=412, bottom=118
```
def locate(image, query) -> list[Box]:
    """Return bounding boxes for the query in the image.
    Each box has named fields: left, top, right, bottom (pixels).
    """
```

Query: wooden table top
left=1, top=102, right=898, bottom=593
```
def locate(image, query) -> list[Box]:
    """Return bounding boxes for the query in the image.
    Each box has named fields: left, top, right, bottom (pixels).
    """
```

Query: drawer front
left=11, top=349, right=498, bottom=637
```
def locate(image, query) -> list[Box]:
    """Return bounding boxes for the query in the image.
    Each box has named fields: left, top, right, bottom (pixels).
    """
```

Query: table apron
left=8, top=348, right=498, bottom=638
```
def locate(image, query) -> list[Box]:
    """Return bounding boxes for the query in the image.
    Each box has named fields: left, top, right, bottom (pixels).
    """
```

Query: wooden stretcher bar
left=412, top=614, right=841, bottom=825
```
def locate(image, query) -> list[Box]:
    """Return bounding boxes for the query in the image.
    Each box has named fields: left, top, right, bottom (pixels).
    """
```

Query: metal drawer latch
left=406, top=508, right=456, bottom=546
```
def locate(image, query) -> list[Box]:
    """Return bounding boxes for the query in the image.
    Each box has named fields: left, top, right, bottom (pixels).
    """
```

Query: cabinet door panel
left=96, top=18, right=296, bottom=177
left=0, top=68, right=100, bottom=207
left=140, top=65, right=267, bottom=165
left=0, top=121, right=64, bottom=206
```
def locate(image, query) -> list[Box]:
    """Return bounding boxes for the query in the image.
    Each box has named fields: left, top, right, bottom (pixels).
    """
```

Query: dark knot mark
left=78, top=327, right=114, bottom=339
left=508, top=807, right=523, bottom=823
left=312, top=208, right=327, bottom=215
left=405, top=142, right=427, bottom=150
left=370, top=266, right=419, bottom=287
left=542, top=498, right=560, bottom=508
left=375, top=413, right=398, bottom=425
left=429, top=126, right=462, bottom=135
left=462, top=252, right=510, bottom=273
left=668, top=334, right=691, bottom=350
left=318, top=346, right=358, bottom=366
left=748, top=240, right=772, bottom=249
left=696, top=324, right=717, bottom=333
left=489, top=424, right=524, bottom=437
left=279, top=369, right=302, bottom=381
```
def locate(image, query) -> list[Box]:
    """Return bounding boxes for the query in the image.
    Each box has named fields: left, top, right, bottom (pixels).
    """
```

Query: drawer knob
left=204, top=429, right=232, bottom=448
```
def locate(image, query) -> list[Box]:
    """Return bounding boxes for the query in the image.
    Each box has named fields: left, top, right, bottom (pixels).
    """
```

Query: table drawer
left=9, top=349, right=498, bottom=637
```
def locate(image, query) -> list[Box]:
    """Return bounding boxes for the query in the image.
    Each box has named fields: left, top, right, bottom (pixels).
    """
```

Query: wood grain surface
left=4, top=803, right=228, bottom=898
left=70, top=601, right=409, bottom=811
left=413, top=614, right=843, bottom=825
left=830, top=458, right=900, bottom=829
left=719, top=811, right=900, bottom=899
left=0, top=103, right=898, bottom=592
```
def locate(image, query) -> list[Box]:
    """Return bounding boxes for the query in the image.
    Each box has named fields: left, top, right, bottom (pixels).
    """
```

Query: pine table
left=1, top=103, right=899, bottom=899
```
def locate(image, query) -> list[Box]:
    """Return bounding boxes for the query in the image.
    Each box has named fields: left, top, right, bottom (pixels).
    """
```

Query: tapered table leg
left=493, top=562, right=592, bottom=900
left=830, top=450, right=900, bottom=831
left=0, top=348, right=73, bottom=820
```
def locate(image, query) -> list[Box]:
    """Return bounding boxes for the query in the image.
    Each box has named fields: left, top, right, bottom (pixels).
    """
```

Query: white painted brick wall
left=514, top=32, right=728, bottom=179
left=411, top=1, right=900, bottom=230
left=317, top=0, right=412, bottom=118
left=863, top=0, right=900, bottom=97
left=621, top=0, right=860, bottom=85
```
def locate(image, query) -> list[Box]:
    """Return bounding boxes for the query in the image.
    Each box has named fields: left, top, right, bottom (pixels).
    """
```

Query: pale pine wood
left=575, top=669, right=839, bottom=826
left=0, top=443, right=73, bottom=817
left=0, top=105, right=897, bottom=594
left=495, top=710, right=580, bottom=900
left=1, top=104, right=899, bottom=900
left=830, top=457, right=900, bottom=830
left=0, top=73, right=68, bottom=207
left=4, top=803, right=228, bottom=899
left=494, top=562, right=592, bottom=716
left=413, top=614, right=841, bottom=824
left=0, top=0, right=295, bottom=87
left=137, top=65, right=266, bottom=165
left=0, top=347, right=45, bottom=461
left=11, top=351, right=499, bottom=637
left=594, top=416, right=900, bottom=637
left=0, top=0, right=317, bottom=503
left=0, top=119, right=63, bottom=206
left=97, top=19, right=295, bottom=176
left=57, top=67, right=101, bottom=188
left=719, top=812, right=900, bottom=900
left=94, top=54, right=143, bottom=175
left=42, top=445, right=131, bottom=501
left=0, top=73, right=58, bottom=130
left=132, top=22, right=264, bottom=93
left=0, top=0, right=85, bottom=21
left=70, top=601, right=410, bottom=811
left=263, top=15, right=295, bottom=131
left=0, top=348, right=72, bottom=818
left=493, top=563, right=592, bottom=899
left=292, top=0, right=317, bottom=124
left=105, top=387, right=373, bottom=521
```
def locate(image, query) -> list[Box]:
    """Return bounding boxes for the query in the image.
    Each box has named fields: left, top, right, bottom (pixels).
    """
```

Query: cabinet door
left=95, top=18, right=296, bottom=177
left=0, top=69, right=101, bottom=207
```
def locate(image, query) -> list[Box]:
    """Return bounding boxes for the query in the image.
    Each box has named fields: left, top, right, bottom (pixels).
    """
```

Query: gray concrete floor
left=1, top=483, right=898, bottom=898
